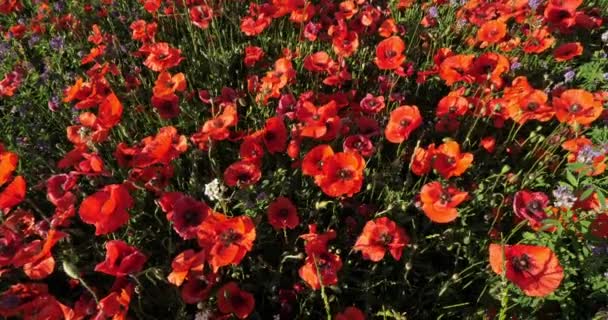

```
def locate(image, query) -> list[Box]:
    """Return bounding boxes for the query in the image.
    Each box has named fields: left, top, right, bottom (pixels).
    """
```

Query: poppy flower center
left=400, top=119, right=410, bottom=127
left=440, top=192, right=452, bottom=204
left=182, top=209, right=204, bottom=226
left=526, top=102, right=539, bottom=111
left=220, top=228, right=242, bottom=246
left=337, top=168, right=353, bottom=180
left=265, top=131, right=276, bottom=141
left=511, top=254, right=532, bottom=272
left=230, top=293, right=246, bottom=308
left=379, top=232, right=393, bottom=246
left=158, top=53, right=168, bottom=60
left=526, top=200, right=543, bottom=213
left=213, top=118, right=225, bottom=128
left=278, top=208, right=289, bottom=218
left=385, top=50, right=397, bottom=58
left=316, top=160, right=324, bottom=171
left=237, top=173, right=252, bottom=183
left=568, top=104, right=580, bottom=113
left=312, top=114, right=321, bottom=121
left=446, top=156, right=456, bottom=165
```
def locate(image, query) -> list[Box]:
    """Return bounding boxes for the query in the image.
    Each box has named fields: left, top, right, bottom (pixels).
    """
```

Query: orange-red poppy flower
left=0, top=176, right=26, bottom=214
left=317, top=151, right=365, bottom=198
left=304, top=51, right=334, bottom=72
left=223, top=160, right=262, bottom=188
left=522, top=27, right=555, bottom=54
left=506, top=89, right=554, bottom=124
left=152, top=71, right=186, bottom=98
left=298, top=252, right=342, bottom=290
left=553, top=89, right=603, bottom=126
left=198, top=213, right=256, bottom=272
left=420, top=181, right=468, bottom=223
left=94, top=240, right=147, bottom=277
left=437, top=94, right=469, bottom=118
left=385, top=105, right=422, bottom=143
left=78, top=184, right=133, bottom=235
left=469, top=52, right=509, bottom=87
left=297, top=100, right=339, bottom=139
left=378, top=18, right=397, bottom=37
left=439, top=54, right=474, bottom=86
left=130, top=19, right=157, bottom=42
left=336, top=307, right=366, bottom=320
left=267, top=196, right=299, bottom=230
left=217, top=282, right=255, bottom=319
left=302, top=144, right=334, bottom=178
left=476, top=20, right=507, bottom=46
left=353, top=217, right=409, bottom=262
left=167, top=249, right=207, bottom=287
left=431, top=141, right=474, bottom=178
left=374, top=36, right=406, bottom=70
left=411, top=146, right=432, bottom=176
left=131, top=126, right=188, bottom=168
left=553, top=42, right=583, bottom=62
left=191, top=105, right=239, bottom=150
left=143, top=42, right=184, bottom=72
left=332, top=30, right=360, bottom=58
left=95, top=283, right=133, bottom=320
left=0, top=147, right=18, bottom=187
left=489, top=244, right=564, bottom=297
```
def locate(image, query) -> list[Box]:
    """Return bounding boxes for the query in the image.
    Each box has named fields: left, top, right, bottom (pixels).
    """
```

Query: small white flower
left=194, top=309, right=212, bottom=320
left=204, top=178, right=226, bottom=202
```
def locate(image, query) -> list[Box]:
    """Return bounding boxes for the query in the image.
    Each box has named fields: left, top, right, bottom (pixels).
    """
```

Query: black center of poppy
left=511, top=254, right=531, bottom=272
left=400, top=119, right=410, bottom=127
left=569, top=104, right=580, bottom=113
left=440, top=191, right=451, bottom=205
left=237, top=173, right=251, bottom=183
left=385, top=50, right=397, bottom=58
left=220, top=228, right=242, bottom=246
left=182, top=209, right=203, bottom=226
left=337, top=168, right=353, bottom=180
left=379, top=232, right=393, bottom=246
left=526, top=102, right=539, bottom=111
left=278, top=208, right=289, bottom=218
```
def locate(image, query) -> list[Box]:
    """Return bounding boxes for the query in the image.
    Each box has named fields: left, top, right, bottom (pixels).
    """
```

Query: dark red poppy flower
left=217, top=282, right=255, bottom=319
left=159, top=192, right=211, bottom=240
left=151, top=93, right=180, bottom=119
left=46, top=174, right=77, bottom=209
left=359, top=94, right=385, bottom=113
left=302, top=144, right=334, bottom=178
left=489, top=244, right=564, bottom=297
left=267, top=196, right=299, bottom=230
left=189, top=4, right=213, bottom=29
left=78, top=184, right=133, bottom=235
left=180, top=270, right=218, bottom=304
left=354, top=217, right=409, bottom=262
left=263, top=116, right=288, bottom=154
left=244, top=46, right=265, bottom=68
left=223, top=160, right=262, bottom=188
left=94, top=240, right=147, bottom=277
left=553, top=42, right=583, bottom=62
left=336, top=307, right=366, bottom=320
left=513, top=190, right=550, bottom=229
left=343, top=135, right=374, bottom=158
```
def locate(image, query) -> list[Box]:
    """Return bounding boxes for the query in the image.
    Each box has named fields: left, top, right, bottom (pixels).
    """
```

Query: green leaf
left=596, top=189, right=606, bottom=210
left=565, top=170, right=578, bottom=187
left=579, top=187, right=595, bottom=201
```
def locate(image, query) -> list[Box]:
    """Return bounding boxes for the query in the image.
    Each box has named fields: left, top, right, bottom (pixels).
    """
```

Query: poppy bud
left=63, top=260, right=80, bottom=279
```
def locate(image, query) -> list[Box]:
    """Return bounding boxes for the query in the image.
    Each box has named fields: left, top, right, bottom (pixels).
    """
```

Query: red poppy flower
left=302, top=144, right=334, bottom=178
left=0, top=176, right=26, bottom=214
left=130, top=19, right=157, bottom=42
left=132, top=126, right=188, bottom=168
left=180, top=270, right=218, bottom=304
left=374, top=36, right=406, bottom=70
left=359, top=94, right=385, bottom=114
left=354, top=217, right=409, bottom=262
left=46, top=174, right=77, bottom=209
left=553, top=89, right=603, bottom=126
left=0, top=147, right=18, bottom=187
left=189, top=4, right=213, bottom=29
left=437, top=94, right=469, bottom=118
left=506, top=89, right=554, bottom=124
left=439, top=54, right=474, bottom=86
left=263, top=116, right=288, bottom=154
left=159, top=192, right=211, bottom=240
left=191, top=105, right=239, bottom=150
left=151, top=93, right=180, bottom=119
left=303, top=51, right=333, bottom=72
left=522, top=27, right=555, bottom=54
left=0, top=283, right=49, bottom=317
left=411, top=146, right=432, bottom=176
left=553, top=42, right=583, bottom=62
left=11, top=229, right=65, bottom=280
left=78, top=184, right=133, bottom=235
left=513, top=190, right=550, bottom=229
left=298, top=252, right=342, bottom=290
left=167, top=249, right=206, bottom=287
left=198, top=213, right=256, bottom=272
left=590, top=214, right=608, bottom=239
left=153, top=71, right=186, bottom=98
left=379, top=18, right=397, bottom=37
left=385, top=105, right=422, bottom=143
left=332, top=30, right=359, bottom=58
left=244, top=46, right=265, bottom=68
left=469, top=53, right=509, bottom=87
left=223, top=160, right=262, bottom=188
left=336, top=307, right=366, bottom=320
left=97, top=92, right=123, bottom=129
left=343, top=135, right=374, bottom=158
left=420, top=181, right=468, bottom=223
left=317, top=151, right=365, bottom=198
left=476, top=20, right=507, bottom=46
left=143, top=42, right=184, bottom=72
left=297, top=100, right=339, bottom=139
left=267, top=196, right=299, bottom=230
left=217, top=282, right=255, bottom=319
left=94, top=240, right=147, bottom=277
left=95, top=283, right=133, bottom=320
left=489, top=244, right=564, bottom=297
left=240, top=3, right=272, bottom=36
left=299, top=224, right=337, bottom=256
left=431, top=141, right=474, bottom=178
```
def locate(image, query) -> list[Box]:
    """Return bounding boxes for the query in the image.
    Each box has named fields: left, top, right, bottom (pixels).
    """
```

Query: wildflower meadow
left=1, top=0, right=608, bottom=319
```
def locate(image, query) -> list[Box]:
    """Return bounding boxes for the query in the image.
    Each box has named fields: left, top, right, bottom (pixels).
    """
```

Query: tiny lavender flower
left=428, top=6, right=439, bottom=19
left=576, top=145, right=602, bottom=164
left=564, top=70, right=576, bottom=83
left=511, top=61, right=522, bottom=70
left=528, top=0, right=541, bottom=10
left=50, top=36, right=64, bottom=51
left=204, top=178, right=226, bottom=202
left=552, top=185, right=577, bottom=209
left=602, top=30, right=608, bottom=44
